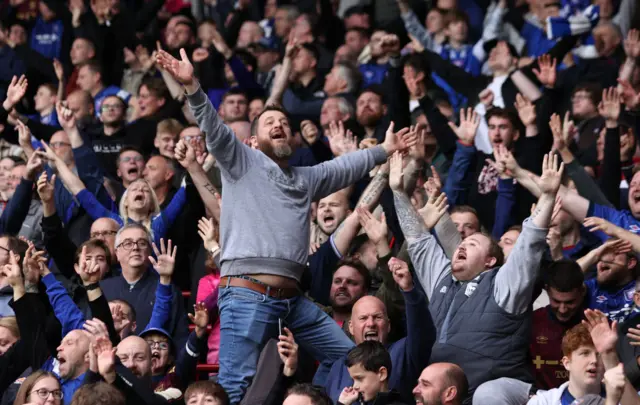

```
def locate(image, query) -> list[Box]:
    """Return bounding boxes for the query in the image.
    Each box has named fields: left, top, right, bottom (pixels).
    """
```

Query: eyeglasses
left=183, top=135, right=203, bottom=142
left=91, top=230, right=118, bottom=239
left=117, top=239, right=150, bottom=251
left=50, top=142, right=71, bottom=149
left=0, top=245, right=9, bottom=254
left=31, top=389, right=64, bottom=400
left=146, top=340, right=170, bottom=350
left=101, top=104, right=124, bottom=112
left=120, top=156, right=144, bottom=163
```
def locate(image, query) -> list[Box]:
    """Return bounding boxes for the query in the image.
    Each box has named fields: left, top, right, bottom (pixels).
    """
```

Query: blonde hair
left=156, top=119, right=184, bottom=137
left=0, top=316, right=19, bottom=339
left=118, top=179, right=160, bottom=234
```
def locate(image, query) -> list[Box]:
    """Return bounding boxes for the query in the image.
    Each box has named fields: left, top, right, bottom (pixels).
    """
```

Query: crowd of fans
left=1, top=0, right=640, bottom=404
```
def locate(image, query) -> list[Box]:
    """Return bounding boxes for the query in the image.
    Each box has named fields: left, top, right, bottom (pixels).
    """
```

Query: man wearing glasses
left=100, top=223, right=189, bottom=349
left=92, top=95, right=128, bottom=178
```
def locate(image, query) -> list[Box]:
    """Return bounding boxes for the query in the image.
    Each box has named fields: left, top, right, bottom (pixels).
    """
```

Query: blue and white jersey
left=585, top=278, right=636, bottom=322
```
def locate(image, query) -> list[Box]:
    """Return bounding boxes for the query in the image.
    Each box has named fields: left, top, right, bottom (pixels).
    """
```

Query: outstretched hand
left=448, top=108, right=480, bottom=145
left=156, top=47, right=195, bottom=87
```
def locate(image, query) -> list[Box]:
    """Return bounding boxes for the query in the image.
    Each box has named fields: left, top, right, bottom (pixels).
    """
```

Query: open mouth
left=127, top=167, right=139, bottom=176
left=456, top=251, right=467, bottom=261
left=585, top=367, right=597, bottom=378
left=133, top=194, right=144, bottom=202
left=363, top=331, right=378, bottom=341
left=322, top=214, right=335, bottom=227
left=335, top=290, right=349, bottom=299
left=58, top=356, right=66, bottom=366
left=270, top=129, right=286, bottom=140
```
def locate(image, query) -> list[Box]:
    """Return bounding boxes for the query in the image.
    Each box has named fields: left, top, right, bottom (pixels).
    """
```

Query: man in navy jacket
left=314, top=257, right=435, bottom=404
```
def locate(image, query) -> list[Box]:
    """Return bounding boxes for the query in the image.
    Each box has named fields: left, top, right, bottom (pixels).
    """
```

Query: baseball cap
left=139, top=326, right=174, bottom=350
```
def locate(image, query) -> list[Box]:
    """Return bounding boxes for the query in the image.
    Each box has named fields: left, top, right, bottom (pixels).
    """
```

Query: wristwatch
left=84, top=282, right=100, bottom=291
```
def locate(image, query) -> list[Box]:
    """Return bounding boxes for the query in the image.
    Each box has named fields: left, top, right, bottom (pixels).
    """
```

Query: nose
left=412, top=386, right=420, bottom=395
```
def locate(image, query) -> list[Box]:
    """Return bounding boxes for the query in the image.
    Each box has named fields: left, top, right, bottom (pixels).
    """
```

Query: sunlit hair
left=118, top=179, right=160, bottom=232
left=70, top=382, right=125, bottom=405
left=562, top=324, right=594, bottom=357
left=0, top=316, right=19, bottom=340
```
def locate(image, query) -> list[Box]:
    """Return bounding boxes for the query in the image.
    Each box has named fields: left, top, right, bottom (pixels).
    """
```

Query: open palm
left=156, top=48, right=194, bottom=85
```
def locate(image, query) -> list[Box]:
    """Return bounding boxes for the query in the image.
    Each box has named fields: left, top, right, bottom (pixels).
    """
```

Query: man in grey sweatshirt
left=156, top=48, right=416, bottom=404
left=391, top=153, right=564, bottom=404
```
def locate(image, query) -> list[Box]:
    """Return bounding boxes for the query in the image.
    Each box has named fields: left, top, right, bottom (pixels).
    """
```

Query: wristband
left=84, top=282, right=100, bottom=291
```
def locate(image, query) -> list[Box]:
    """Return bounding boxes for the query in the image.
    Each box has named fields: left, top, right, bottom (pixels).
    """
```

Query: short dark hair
left=485, top=233, right=505, bottom=267
left=222, top=88, right=249, bottom=103
left=0, top=235, right=29, bottom=262
left=333, top=257, right=372, bottom=291
left=74, top=239, right=112, bottom=269
left=286, top=384, right=332, bottom=405
left=546, top=260, right=585, bottom=292
left=445, top=9, right=470, bottom=27
left=70, top=382, right=125, bottom=405
left=572, top=82, right=602, bottom=106
left=485, top=107, right=520, bottom=129
left=250, top=105, right=290, bottom=137
left=139, top=76, right=170, bottom=101
left=403, top=53, right=431, bottom=76
left=300, top=43, right=320, bottom=63
left=345, top=341, right=392, bottom=376
left=346, top=26, right=371, bottom=39
left=79, top=59, right=103, bottom=78
left=451, top=205, right=479, bottom=220
left=184, top=381, right=229, bottom=405
left=344, top=5, right=370, bottom=19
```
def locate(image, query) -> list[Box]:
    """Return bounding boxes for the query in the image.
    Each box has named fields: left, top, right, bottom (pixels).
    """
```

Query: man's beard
left=273, top=143, right=293, bottom=159
left=358, top=111, right=382, bottom=128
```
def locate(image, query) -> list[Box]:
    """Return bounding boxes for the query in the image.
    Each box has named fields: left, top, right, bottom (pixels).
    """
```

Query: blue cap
left=139, top=326, right=173, bottom=344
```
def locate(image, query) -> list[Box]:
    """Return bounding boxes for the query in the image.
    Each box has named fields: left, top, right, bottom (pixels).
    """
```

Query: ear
left=158, top=98, right=166, bottom=108
left=73, top=263, right=81, bottom=275
left=131, top=321, right=137, bottom=333
left=164, top=170, right=174, bottom=182
left=443, top=386, right=457, bottom=402
left=512, top=129, right=520, bottom=143
left=154, top=137, right=161, bottom=148
left=562, top=355, right=571, bottom=371
left=348, top=319, right=354, bottom=336
left=378, top=366, right=388, bottom=382
left=485, top=256, right=497, bottom=268
left=628, top=255, right=637, bottom=270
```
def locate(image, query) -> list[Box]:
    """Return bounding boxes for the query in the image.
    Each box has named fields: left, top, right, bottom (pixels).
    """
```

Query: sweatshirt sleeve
left=42, top=273, right=86, bottom=336
left=406, top=232, right=453, bottom=300
left=305, top=145, right=387, bottom=201
left=151, top=186, right=187, bottom=245
left=443, top=142, right=477, bottom=206
left=187, top=85, right=256, bottom=181
left=402, top=287, right=436, bottom=378
left=492, top=178, right=517, bottom=239
left=493, top=218, right=548, bottom=315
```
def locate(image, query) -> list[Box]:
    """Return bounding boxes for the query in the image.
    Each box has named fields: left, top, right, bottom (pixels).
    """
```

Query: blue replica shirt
left=584, top=278, right=636, bottom=322
left=94, top=86, right=131, bottom=117
left=434, top=44, right=481, bottom=112
left=359, top=62, right=389, bottom=87
left=30, top=17, right=64, bottom=60
left=588, top=203, right=640, bottom=242
left=27, top=110, right=59, bottom=127
left=561, top=388, right=575, bottom=405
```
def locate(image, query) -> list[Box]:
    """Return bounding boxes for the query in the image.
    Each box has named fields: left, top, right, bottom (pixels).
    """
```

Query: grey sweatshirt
left=187, top=87, right=387, bottom=281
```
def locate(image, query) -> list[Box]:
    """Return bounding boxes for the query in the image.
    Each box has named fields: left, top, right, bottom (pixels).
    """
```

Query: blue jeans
left=217, top=286, right=355, bottom=404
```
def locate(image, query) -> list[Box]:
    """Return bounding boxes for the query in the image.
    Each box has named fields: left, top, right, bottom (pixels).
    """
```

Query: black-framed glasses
left=117, top=239, right=150, bottom=251
left=31, top=389, right=63, bottom=400
left=91, top=230, right=118, bottom=239
left=146, top=340, right=170, bottom=350
left=0, top=245, right=10, bottom=254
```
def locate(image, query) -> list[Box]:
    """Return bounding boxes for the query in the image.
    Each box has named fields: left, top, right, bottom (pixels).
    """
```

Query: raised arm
left=267, top=32, right=297, bottom=107
left=494, top=153, right=563, bottom=315
left=144, top=239, right=177, bottom=331
left=156, top=48, right=254, bottom=181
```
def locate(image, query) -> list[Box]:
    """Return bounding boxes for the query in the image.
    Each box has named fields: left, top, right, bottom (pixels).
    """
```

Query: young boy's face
left=447, top=20, right=468, bottom=43
left=347, top=364, right=387, bottom=402
left=154, top=132, right=178, bottom=159
left=562, top=345, right=604, bottom=390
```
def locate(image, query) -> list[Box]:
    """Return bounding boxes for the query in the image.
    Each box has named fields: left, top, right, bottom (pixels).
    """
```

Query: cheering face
left=144, top=332, right=172, bottom=375
left=254, top=110, right=294, bottom=160
left=56, top=330, right=90, bottom=380
left=117, top=150, right=144, bottom=185
left=349, top=296, right=390, bottom=344
left=34, top=85, right=56, bottom=113
left=115, top=227, right=151, bottom=269
left=0, top=157, right=16, bottom=192
left=596, top=251, right=634, bottom=287
left=117, top=336, right=152, bottom=378
left=451, top=233, right=495, bottom=281
left=498, top=229, right=520, bottom=258
left=329, top=265, right=367, bottom=311
left=125, top=180, right=154, bottom=213
left=316, top=192, right=350, bottom=234
left=487, top=116, right=518, bottom=150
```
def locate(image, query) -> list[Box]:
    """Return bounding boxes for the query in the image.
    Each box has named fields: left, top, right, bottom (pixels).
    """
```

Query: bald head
left=413, top=363, right=468, bottom=405
left=349, top=296, right=390, bottom=345
left=116, top=336, right=152, bottom=378
left=56, top=329, right=91, bottom=380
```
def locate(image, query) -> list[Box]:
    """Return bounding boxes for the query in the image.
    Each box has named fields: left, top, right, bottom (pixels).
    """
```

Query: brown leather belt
left=219, top=276, right=300, bottom=299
